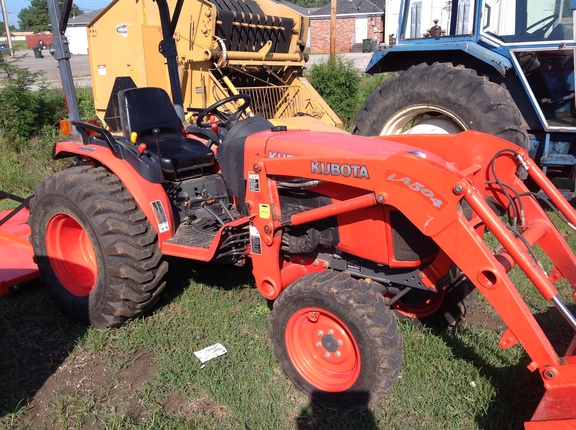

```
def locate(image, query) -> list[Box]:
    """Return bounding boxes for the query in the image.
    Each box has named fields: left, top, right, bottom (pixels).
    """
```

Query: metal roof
left=310, top=0, right=384, bottom=17
left=67, top=9, right=102, bottom=27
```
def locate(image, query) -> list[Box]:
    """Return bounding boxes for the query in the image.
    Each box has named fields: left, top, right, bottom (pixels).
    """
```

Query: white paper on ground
left=194, top=343, right=227, bottom=364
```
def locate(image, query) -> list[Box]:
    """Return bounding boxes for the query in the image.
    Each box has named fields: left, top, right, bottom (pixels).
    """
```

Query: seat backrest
left=118, top=87, right=182, bottom=142
left=549, top=23, right=573, bottom=42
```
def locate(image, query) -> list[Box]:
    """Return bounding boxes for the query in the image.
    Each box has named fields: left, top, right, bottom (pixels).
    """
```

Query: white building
left=65, top=10, right=102, bottom=55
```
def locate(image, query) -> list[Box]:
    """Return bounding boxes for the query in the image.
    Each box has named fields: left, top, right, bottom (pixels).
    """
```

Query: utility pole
left=330, top=0, right=336, bottom=61
left=0, top=0, right=14, bottom=58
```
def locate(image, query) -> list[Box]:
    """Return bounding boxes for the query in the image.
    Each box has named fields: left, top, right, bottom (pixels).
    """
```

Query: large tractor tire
left=354, top=62, right=529, bottom=150
left=29, top=166, right=169, bottom=328
left=270, top=271, right=403, bottom=410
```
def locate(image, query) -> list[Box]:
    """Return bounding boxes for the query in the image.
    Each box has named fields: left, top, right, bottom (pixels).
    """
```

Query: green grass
left=9, top=41, right=28, bottom=51
left=2, top=249, right=572, bottom=429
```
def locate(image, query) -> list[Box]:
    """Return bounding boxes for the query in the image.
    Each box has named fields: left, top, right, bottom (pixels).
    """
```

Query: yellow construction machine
left=86, top=0, right=341, bottom=132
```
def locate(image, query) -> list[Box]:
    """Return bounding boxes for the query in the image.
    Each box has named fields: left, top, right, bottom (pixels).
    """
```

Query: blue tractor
left=355, top=0, right=576, bottom=195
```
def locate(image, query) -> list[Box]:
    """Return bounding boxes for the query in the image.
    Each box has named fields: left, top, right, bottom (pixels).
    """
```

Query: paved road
left=3, top=48, right=373, bottom=89
left=4, top=49, right=92, bottom=89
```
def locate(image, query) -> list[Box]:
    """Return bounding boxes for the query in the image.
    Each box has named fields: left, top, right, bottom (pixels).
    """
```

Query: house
left=66, top=9, right=102, bottom=55
left=272, top=0, right=315, bottom=49
left=308, top=0, right=385, bottom=53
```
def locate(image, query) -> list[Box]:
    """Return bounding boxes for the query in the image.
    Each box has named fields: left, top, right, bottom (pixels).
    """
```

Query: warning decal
left=250, top=225, right=262, bottom=255
left=249, top=173, right=260, bottom=192
left=150, top=200, right=170, bottom=233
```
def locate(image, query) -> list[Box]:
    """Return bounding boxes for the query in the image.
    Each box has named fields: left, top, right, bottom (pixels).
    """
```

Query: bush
left=0, top=126, right=69, bottom=198
left=76, top=87, right=97, bottom=119
left=305, top=55, right=360, bottom=130
left=36, top=87, right=68, bottom=129
left=0, top=58, right=93, bottom=196
left=0, top=57, right=42, bottom=150
left=0, top=55, right=71, bottom=151
left=305, top=56, right=391, bottom=130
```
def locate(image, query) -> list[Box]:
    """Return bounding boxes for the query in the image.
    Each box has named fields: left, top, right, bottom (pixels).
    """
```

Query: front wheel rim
left=285, top=307, right=361, bottom=392
left=45, top=213, right=97, bottom=297
left=380, top=106, right=468, bottom=135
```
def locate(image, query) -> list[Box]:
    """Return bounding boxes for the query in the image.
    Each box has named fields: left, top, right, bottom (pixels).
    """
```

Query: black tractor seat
left=118, top=87, right=214, bottom=181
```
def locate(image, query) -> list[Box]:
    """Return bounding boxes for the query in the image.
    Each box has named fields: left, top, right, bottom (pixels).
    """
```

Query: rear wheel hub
left=46, top=213, right=97, bottom=297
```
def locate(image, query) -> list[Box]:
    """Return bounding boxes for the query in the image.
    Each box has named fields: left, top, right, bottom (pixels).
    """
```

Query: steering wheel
left=513, top=14, right=556, bottom=42
left=196, top=94, right=252, bottom=129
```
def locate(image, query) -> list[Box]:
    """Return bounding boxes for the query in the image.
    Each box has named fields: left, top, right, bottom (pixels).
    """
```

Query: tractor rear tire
left=269, top=271, right=403, bottom=410
left=29, top=166, right=169, bottom=328
left=354, top=62, right=529, bottom=149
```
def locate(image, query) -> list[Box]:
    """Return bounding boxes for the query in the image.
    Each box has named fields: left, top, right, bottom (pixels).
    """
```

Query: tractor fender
left=366, top=42, right=512, bottom=76
left=53, top=141, right=174, bottom=243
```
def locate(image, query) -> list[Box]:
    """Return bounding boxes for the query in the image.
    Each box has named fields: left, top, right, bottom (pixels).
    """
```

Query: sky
left=1, top=0, right=111, bottom=27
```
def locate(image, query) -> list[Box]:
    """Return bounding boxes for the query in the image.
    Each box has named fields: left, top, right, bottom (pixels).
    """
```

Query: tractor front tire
left=270, top=271, right=403, bottom=410
left=354, top=62, right=529, bottom=149
left=392, top=277, right=477, bottom=327
left=29, top=166, right=169, bottom=328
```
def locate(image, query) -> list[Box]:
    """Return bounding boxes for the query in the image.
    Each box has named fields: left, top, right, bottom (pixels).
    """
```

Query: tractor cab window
left=400, top=0, right=476, bottom=39
left=514, top=48, right=576, bottom=128
left=482, top=0, right=573, bottom=43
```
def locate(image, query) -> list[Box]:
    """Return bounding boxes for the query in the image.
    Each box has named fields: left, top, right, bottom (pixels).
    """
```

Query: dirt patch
left=464, top=307, right=505, bottom=331
left=4, top=348, right=160, bottom=429
left=163, top=393, right=233, bottom=423
left=6, top=345, right=235, bottom=428
left=0, top=287, right=84, bottom=418
left=2, top=342, right=239, bottom=428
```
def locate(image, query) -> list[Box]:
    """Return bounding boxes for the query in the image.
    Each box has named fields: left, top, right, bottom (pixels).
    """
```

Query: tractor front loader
left=0, top=0, right=576, bottom=428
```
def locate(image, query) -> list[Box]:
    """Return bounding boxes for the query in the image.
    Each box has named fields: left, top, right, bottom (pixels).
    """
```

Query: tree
left=290, top=0, right=330, bottom=7
left=18, top=0, right=83, bottom=33
left=0, top=21, right=17, bottom=34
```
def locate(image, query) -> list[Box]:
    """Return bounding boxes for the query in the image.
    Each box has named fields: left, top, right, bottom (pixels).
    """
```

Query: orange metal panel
left=0, top=208, right=38, bottom=296
left=54, top=141, right=175, bottom=243
left=525, top=385, right=576, bottom=429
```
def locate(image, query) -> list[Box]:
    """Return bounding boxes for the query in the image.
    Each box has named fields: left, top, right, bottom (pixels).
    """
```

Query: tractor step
left=0, top=207, right=38, bottom=297
left=525, top=385, right=576, bottom=429
left=164, top=218, right=220, bottom=248
left=165, top=205, right=244, bottom=249
left=540, top=146, right=576, bottom=200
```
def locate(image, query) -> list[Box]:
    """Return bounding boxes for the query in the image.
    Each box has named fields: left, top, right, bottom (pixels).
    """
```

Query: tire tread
left=30, top=166, right=167, bottom=328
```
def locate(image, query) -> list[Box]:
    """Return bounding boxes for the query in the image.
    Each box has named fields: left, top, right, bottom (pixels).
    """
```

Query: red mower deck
left=0, top=207, right=39, bottom=296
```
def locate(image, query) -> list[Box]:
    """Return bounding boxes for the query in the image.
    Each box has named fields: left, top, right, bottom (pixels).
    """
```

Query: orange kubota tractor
left=0, top=0, right=575, bottom=427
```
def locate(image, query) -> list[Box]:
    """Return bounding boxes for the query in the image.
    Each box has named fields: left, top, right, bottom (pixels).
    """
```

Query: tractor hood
left=256, top=130, right=451, bottom=168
